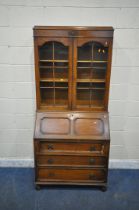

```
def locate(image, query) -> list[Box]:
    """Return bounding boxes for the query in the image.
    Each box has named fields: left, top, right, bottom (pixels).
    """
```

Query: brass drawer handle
left=89, top=174, right=96, bottom=180
left=47, top=144, right=54, bottom=150
left=90, top=146, right=96, bottom=151
left=48, top=172, right=55, bottom=178
left=47, top=159, right=54, bottom=164
left=89, top=158, right=95, bottom=164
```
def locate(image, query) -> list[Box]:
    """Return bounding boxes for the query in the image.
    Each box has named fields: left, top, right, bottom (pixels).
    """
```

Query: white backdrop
left=0, top=0, right=139, bottom=167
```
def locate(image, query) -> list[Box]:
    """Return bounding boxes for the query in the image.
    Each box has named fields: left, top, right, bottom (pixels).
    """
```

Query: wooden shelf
left=76, top=105, right=104, bottom=109
left=40, top=87, right=68, bottom=89
left=41, top=100, right=68, bottom=106
left=40, top=66, right=68, bottom=69
left=77, top=79, right=105, bottom=83
left=77, top=60, right=107, bottom=63
left=76, top=100, right=104, bottom=107
left=40, top=78, right=68, bottom=82
left=77, top=87, right=105, bottom=90
left=41, top=103, right=68, bottom=108
left=77, top=66, right=106, bottom=70
left=40, top=60, right=68, bottom=63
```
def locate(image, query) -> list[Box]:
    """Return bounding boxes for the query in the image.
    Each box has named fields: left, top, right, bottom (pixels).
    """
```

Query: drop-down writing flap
left=34, top=112, right=110, bottom=140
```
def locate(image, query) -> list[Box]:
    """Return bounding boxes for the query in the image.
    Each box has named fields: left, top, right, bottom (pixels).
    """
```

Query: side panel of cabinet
left=34, top=36, right=73, bottom=110
left=72, top=37, right=113, bottom=111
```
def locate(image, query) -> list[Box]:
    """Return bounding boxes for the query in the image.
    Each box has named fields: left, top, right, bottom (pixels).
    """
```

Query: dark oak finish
left=37, top=141, right=109, bottom=156
left=34, top=112, right=110, bottom=140
left=37, top=155, right=107, bottom=167
left=37, top=168, right=106, bottom=182
left=33, top=26, right=113, bottom=111
left=33, top=26, right=114, bottom=190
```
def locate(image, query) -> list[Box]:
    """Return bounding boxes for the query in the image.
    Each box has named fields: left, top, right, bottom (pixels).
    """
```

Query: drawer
left=37, top=155, right=107, bottom=167
left=38, top=141, right=109, bottom=155
left=37, top=168, right=106, bottom=182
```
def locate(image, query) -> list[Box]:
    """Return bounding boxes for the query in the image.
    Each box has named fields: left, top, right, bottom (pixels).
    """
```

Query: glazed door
left=34, top=37, right=72, bottom=110
left=72, top=38, right=112, bottom=111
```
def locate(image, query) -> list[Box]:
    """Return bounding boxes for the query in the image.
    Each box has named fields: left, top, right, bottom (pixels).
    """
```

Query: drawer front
left=37, top=155, right=107, bottom=167
left=38, top=141, right=109, bottom=155
left=37, top=168, right=106, bottom=182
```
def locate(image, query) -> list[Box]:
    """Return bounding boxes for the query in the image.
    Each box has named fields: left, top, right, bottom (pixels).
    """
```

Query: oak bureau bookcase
left=33, top=26, right=114, bottom=191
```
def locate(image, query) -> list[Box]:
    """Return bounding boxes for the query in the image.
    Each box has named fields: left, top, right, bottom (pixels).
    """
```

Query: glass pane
left=54, top=43, right=68, bottom=60
left=40, top=89, right=54, bottom=105
left=93, top=43, right=108, bottom=61
left=76, top=41, right=108, bottom=109
left=77, top=89, right=90, bottom=107
left=39, top=42, right=53, bottom=60
left=39, top=41, right=69, bottom=108
left=78, top=42, right=108, bottom=61
left=78, top=44, right=92, bottom=60
left=92, top=89, right=105, bottom=107
left=55, top=89, right=68, bottom=105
